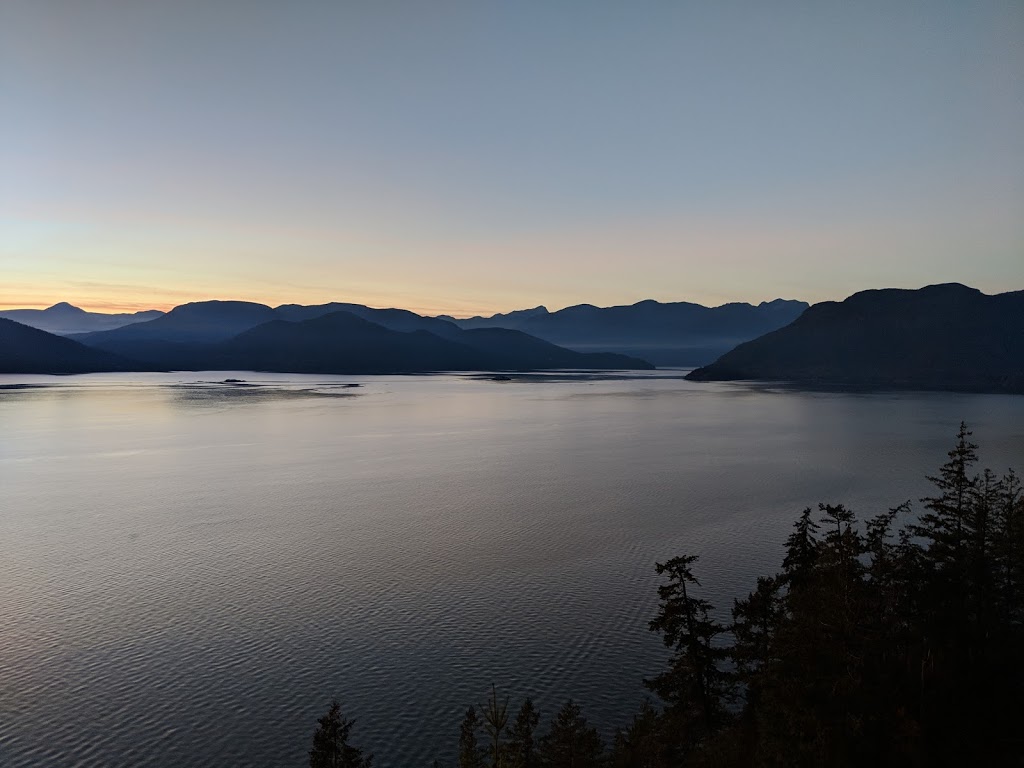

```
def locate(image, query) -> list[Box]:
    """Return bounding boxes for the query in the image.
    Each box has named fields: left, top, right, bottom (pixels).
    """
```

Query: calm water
left=1, top=371, right=1022, bottom=766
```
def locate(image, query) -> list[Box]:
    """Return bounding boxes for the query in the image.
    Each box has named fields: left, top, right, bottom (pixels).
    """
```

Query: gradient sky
left=2, top=1, right=1022, bottom=315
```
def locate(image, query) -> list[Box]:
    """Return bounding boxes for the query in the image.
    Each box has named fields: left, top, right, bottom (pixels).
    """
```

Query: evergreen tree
left=731, top=576, right=780, bottom=679
left=968, top=468, right=1002, bottom=640
left=862, top=502, right=916, bottom=734
left=816, top=503, right=864, bottom=629
left=459, top=707, right=486, bottom=768
left=914, top=421, right=979, bottom=576
left=991, top=469, right=1024, bottom=627
left=645, top=555, right=729, bottom=750
left=482, top=685, right=509, bottom=768
left=505, top=697, right=540, bottom=768
left=781, top=507, right=820, bottom=585
left=609, top=701, right=668, bottom=768
left=309, top=700, right=373, bottom=768
left=863, top=503, right=906, bottom=591
left=537, top=699, right=604, bottom=768
left=910, top=423, right=983, bottom=758
left=729, top=574, right=781, bottom=759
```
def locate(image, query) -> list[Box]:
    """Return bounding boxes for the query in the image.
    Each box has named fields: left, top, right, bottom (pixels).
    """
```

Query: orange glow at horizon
left=0, top=286, right=553, bottom=319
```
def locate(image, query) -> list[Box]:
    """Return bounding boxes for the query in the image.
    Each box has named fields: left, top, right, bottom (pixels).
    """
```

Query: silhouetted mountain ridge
left=73, top=300, right=278, bottom=345
left=0, top=303, right=163, bottom=335
left=208, top=312, right=485, bottom=373
left=687, top=283, right=1024, bottom=393
left=275, top=302, right=461, bottom=338
left=440, top=298, right=809, bottom=365
left=69, top=308, right=651, bottom=373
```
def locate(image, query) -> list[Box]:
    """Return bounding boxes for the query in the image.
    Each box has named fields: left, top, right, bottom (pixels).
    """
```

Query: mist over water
left=2, top=372, right=1022, bottom=766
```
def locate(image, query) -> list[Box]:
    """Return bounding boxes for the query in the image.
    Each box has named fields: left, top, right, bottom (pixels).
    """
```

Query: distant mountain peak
left=846, top=283, right=981, bottom=301
left=46, top=302, right=87, bottom=314
left=170, top=299, right=273, bottom=313
left=0, top=303, right=164, bottom=335
left=918, top=282, right=982, bottom=297
left=758, top=298, right=803, bottom=307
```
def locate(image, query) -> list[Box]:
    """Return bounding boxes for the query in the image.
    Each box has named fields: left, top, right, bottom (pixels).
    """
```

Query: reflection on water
left=167, top=382, right=363, bottom=408
left=1, top=372, right=1022, bottom=767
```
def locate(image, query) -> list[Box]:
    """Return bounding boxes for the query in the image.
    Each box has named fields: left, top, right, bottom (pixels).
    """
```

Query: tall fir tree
left=459, top=707, right=486, bottom=768
left=730, top=573, right=782, bottom=758
left=537, top=700, right=604, bottom=768
left=781, top=507, right=820, bottom=585
left=309, top=700, right=373, bottom=768
left=646, top=555, right=730, bottom=753
left=991, top=469, right=1024, bottom=627
left=482, top=685, right=509, bottom=768
left=609, top=700, right=670, bottom=768
left=505, top=697, right=540, bottom=768
left=914, top=421, right=979, bottom=576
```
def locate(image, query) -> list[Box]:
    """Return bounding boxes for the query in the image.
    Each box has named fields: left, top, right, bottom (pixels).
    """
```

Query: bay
left=1, top=371, right=1022, bottom=766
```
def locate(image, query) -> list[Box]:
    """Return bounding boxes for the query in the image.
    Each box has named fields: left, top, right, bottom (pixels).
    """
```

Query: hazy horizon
left=2, top=279, right=1020, bottom=319
left=2, top=291, right=809, bottom=317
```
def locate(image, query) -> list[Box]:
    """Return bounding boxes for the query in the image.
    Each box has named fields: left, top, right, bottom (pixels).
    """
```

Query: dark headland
left=0, top=317, right=136, bottom=374
left=686, top=284, right=1024, bottom=394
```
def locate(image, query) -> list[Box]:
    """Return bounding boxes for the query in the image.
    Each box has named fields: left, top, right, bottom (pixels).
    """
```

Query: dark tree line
left=454, top=693, right=602, bottom=768
left=309, top=423, right=1023, bottom=766
left=309, top=700, right=373, bottom=768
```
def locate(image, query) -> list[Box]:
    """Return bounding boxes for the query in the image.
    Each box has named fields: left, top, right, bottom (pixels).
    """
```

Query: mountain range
left=3, top=286, right=1021, bottom=392
left=439, top=298, right=808, bottom=365
left=687, top=284, right=1024, bottom=393
left=50, top=295, right=810, bottom=371
left=1, top=300, right=651, bottom=374
left=0, top=302, right=163, bottom=335
left=3, top=298, right=807, bottom=367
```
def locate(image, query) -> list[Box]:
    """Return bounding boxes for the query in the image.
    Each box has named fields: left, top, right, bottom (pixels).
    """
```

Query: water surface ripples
left=1, top=372, right=1022, bottom=766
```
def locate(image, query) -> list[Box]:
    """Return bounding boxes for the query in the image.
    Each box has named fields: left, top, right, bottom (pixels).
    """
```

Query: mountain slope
left=275, top=302, right=462, bottom=337
left=0, top=303, right=163, bottom=335
left=454, top=327, right=652, bottom=370
left=75, top=300, right=279, bottom=350
left=0, top=318, right=137, bottom=374
left=207, top=312, right=651, bottom=373
left=79, top=300, right=460, bottom=354
left=212, top=312, right=486, bottom=373
left=686, top=284, right=1024, bottom=393
left=442, top=298, right=808, bottom=365
left=73, top=300, right=653, bottom=372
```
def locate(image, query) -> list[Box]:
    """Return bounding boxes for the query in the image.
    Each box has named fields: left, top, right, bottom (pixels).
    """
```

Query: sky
left=2, top=1, right=1022, bottom=316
